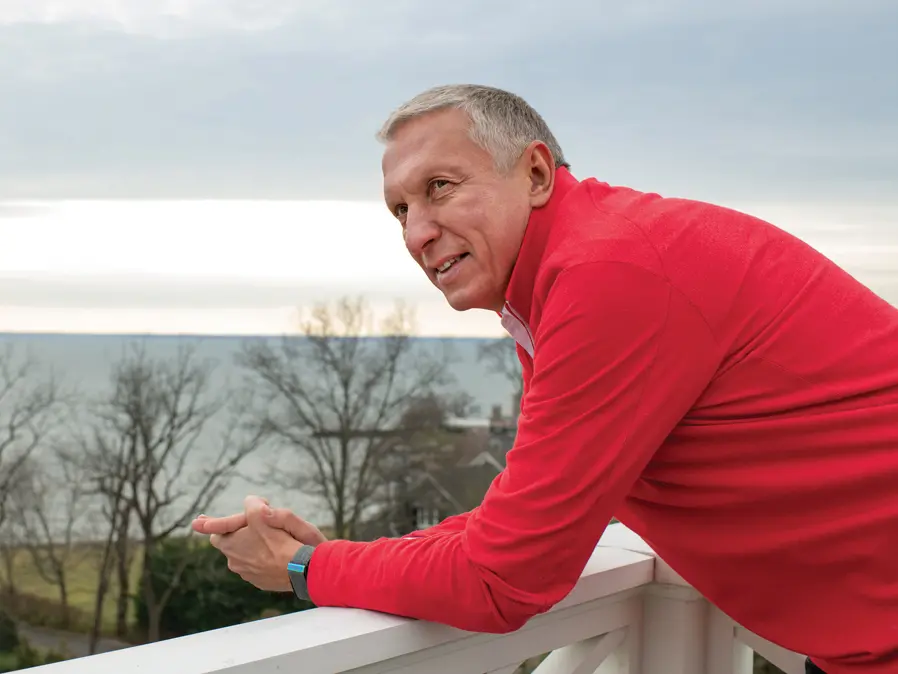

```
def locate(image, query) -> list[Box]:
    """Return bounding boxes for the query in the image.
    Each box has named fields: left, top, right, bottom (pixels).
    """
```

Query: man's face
left=382, top=109, right=534, bottom=312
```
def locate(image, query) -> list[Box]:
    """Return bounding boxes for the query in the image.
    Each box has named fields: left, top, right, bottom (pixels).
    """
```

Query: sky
left=0, top=0, right=896, bottom=336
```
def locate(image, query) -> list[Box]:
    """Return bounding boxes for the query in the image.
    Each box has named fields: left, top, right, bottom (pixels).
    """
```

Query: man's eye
left=430, top=179, right=450, bottom=194
left=394, top=204, right=408, bottom=217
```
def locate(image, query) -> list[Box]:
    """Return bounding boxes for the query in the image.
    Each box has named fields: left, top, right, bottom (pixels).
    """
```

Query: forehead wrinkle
left=381, top=111, right=484, bottom=204
left=383, top=161, right=416, bottom=206
left=383, top=153, right=435, bottom=204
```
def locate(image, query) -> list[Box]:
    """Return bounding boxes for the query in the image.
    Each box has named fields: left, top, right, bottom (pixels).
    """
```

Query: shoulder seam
left=582, top=191, right=720, bottom=346
left=554, top=259, right=722, bottom=351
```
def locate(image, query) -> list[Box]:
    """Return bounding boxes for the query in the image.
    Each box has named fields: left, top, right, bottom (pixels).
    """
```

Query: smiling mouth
left=434, top=253, right=470, bottom=274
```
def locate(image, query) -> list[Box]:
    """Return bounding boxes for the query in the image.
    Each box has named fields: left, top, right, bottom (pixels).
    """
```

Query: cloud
left=0, top=0, right=319, bottom=37
left=1, top=0, right=892, bottom=38
left=2, top=197, right=895, bottom=336
left=1, top=0, right=894, bottom=338
left=0, top=0, right=895, bottom=203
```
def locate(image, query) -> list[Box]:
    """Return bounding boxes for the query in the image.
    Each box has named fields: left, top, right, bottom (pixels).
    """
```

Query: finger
left=198, top=512, right=248, bottom=535
left=243, top=495, right=270, bottom=512
left=265, top=508, right=326, bottom=543
left=209, top=533, right=222, bottom=549
left=244, top=495, right=274, bottom=528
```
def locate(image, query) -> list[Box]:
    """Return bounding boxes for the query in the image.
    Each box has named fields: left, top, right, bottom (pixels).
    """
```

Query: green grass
left=0, top=651, right=17, bottom=671
left=0, top=641, right=69, bottom=671
left=1, top=542, right=143, bottom=635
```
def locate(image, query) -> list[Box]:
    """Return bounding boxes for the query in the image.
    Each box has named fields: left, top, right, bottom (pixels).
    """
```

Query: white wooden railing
left=27, top=524, right=806, bottom=674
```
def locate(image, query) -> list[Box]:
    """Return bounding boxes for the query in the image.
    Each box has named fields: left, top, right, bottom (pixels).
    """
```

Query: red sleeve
left=307, top=262, right=720, bottom=633
left=401, top=510, right=477, bottom=538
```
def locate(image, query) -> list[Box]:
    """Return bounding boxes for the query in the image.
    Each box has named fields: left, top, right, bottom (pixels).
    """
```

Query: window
left=415, top=507, right=441, bottom=530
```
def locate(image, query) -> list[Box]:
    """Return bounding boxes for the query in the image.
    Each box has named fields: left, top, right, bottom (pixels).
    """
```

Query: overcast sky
left=1, top=0, right=895, bottom=202
left=0, top=1, right=896, bottom=335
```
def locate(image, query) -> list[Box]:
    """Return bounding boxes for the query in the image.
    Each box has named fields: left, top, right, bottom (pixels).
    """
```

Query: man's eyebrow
left=383, top=184, right=401, bottom=204
left=384, top=161, right=463, bottom=202
left=382, top=172, right=419, bottom=201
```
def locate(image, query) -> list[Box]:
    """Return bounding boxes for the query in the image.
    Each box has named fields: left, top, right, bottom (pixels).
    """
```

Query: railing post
left=633, top=587, right=753, bottom=674
left=638, top=584, right=709, bottom=674
left=706, top=607, right=754, bottom=674
left=595, top=525, right=804, bottom=674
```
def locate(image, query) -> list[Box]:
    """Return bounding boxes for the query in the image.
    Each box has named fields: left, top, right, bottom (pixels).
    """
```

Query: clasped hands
left=191, top=495, right=327, bottom=592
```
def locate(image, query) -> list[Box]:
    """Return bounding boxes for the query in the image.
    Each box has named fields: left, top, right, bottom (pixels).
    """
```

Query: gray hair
left=376, top=84, right=569, bottom=173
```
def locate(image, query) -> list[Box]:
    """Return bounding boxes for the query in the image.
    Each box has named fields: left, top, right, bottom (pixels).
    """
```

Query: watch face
left=288, top=567, right=304, bottom=598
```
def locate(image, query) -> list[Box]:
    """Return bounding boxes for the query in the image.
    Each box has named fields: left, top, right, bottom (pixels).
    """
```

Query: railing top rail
left=29, top=539, right=653, bottom=674
left=597, top=523, right=688, bottom=586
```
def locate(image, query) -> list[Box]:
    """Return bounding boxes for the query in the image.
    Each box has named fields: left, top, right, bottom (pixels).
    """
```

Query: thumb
left=243, top=494, right=269, bottom=511
left=244, top=495, right=273, bottom=529
left=264, top=508, right=327, bottom=545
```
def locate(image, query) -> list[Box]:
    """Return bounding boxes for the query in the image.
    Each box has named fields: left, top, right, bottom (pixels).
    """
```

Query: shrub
left=0, top=652, right=16, bottom=673
left=0, top=609, right=18, bottom=653
left=134, top=536, right=312, bottom=639
left=0, top=637, right=67, bottom=672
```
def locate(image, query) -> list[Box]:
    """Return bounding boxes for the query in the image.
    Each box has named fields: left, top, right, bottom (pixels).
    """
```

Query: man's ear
left=521, top=141, right=555, bottom=208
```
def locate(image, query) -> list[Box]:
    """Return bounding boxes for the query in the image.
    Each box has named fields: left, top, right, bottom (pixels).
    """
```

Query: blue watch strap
left=287, top=545, right=316, bottom=602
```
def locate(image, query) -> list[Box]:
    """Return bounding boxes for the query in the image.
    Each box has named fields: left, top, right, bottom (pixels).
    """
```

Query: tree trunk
left=89, top=528, right=118, bottom=654
left=114, top=509, right=132, bottom=639
left=89, top=558, right=112, bottom=654
left=146, top=604, right=162, bottom=644
left=0, top=547, right=16, bottom=600
left=334, top=504, right=347, bottom=541
left=58, top=576, right=70, bottom=629
left=141, top=542, right=161, bottom=643
left=115, top=560, right=130, bottom=637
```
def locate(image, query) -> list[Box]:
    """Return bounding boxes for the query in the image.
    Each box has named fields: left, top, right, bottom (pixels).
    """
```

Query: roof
left=406, top=464, right=500, bottom=513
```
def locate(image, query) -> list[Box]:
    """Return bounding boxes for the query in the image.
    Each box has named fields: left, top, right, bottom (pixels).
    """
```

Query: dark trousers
left=806, top=657, right=826, bottom=674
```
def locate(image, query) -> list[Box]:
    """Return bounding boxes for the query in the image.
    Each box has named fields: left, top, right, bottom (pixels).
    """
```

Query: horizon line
left=0, top=330, right=506, bottom=341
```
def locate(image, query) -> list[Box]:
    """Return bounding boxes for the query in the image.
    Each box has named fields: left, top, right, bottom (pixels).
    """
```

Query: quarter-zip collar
left=500, top=167, right=581, bottom=356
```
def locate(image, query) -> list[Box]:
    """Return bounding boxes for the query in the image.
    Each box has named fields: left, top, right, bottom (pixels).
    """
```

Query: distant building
left=362, top=398, right=519, bottom=539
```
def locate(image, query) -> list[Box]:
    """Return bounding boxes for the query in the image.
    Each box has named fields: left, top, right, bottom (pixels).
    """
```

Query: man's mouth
left=434, top=253, right=469, bottom=275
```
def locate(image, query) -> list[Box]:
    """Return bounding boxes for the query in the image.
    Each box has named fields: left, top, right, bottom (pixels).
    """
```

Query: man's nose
left=404, top=209, right=440, bottom=257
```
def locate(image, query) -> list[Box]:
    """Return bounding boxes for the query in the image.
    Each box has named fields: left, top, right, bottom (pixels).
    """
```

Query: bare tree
left=477, top=336, right=523, bottom=416
left=70, top=420, right=134, bottom=652
left=0, top=344, right=66, bottom=529
left=7, top=454, right=91, bottom=629
left=0, top=523, right=21, bottom=601
left=237, top=297, right=454, bottom=540
left=0, top=475, right=29, bottom=600
left=82, top=341, right=266, bottom=643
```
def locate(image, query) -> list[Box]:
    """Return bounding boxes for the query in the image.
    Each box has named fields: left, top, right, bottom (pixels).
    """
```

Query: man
left=193, top=84, right=898, bottom=674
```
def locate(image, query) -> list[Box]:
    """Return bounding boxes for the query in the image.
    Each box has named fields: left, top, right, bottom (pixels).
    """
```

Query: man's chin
left=444, top=297, right=474, bottom=312
left=440, top=288, right=474, bottom=312
left=442, top=288, right=499, bottom=313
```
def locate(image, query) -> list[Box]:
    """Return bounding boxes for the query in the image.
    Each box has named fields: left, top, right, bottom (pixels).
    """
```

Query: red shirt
left=308, top=168, right=898, bottom=674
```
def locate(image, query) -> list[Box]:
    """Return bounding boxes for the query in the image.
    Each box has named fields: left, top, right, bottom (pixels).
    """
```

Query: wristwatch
left=287, top=544, right=316, bottom=602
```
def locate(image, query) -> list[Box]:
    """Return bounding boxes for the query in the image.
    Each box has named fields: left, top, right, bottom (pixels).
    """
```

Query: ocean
left=0, top=333, right=518, bottom=536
